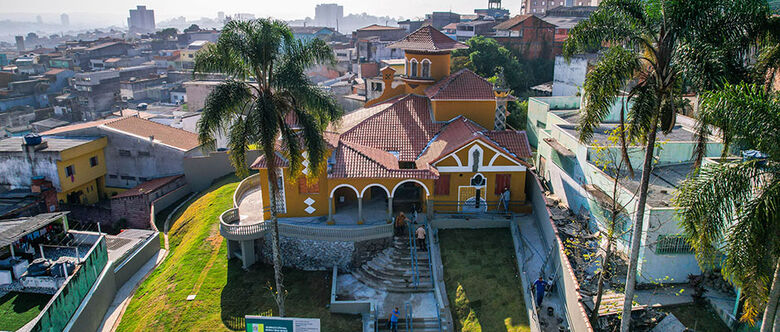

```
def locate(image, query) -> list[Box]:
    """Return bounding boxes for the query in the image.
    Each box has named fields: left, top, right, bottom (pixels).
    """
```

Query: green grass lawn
left=663, top=303, right=730, bottom=332
left=0, top=292, right=51, bottom=331
left=116, top=175, right=361, bottom=332
left=439, top=228, right=530, bottom=332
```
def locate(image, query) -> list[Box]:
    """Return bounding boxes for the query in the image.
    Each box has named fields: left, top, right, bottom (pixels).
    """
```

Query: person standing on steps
left=394, top=212, right=408, bottom=237
left=389, top=307, right=400, bottom=332
left=533, top=276, right=548, bottom=308
left=416, top=224, right=426, bottom=251
left=499, top=186, right=511, bottom=213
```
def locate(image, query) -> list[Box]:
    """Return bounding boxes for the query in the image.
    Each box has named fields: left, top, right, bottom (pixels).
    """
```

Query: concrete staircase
left=376, top=317, right=443, bottom=332
left=352, top=236, right=433, bottom=293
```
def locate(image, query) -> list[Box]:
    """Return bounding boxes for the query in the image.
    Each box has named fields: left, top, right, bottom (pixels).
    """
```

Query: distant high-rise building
left=217, top=11, right=225, bottom=22
left=61, top=13, right=70, bottom=26
left=314, top=3, right=343, bottom=30
left=127, top=5, right=156, bottom=34
left=232, top=13, right=256, bottom=21
left=36, top=15, right=43, bottom=24
left=521, top=0, right=600, bottom=15
left=15, top=36, right=24, bottom=52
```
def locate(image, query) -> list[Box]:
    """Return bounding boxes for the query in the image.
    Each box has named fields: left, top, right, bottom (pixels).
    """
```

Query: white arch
left=391, top=179, right=431, bottom=197
left=360, top=183, right=391, bottom=198
left=330, top=183, right=361, bottom=198
left=467, top=144, right=484, bottom=170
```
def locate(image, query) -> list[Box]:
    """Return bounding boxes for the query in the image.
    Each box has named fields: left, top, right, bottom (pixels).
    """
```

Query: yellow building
left=251, top=26, right=533, bottom=224
left=0, top=136, right=107, bottom=205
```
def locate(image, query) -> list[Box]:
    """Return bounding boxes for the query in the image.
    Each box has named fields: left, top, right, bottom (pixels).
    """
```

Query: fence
left=526, top=173, right=593, bottom=331
left=30, top=236, right=108, bottom=332
left=219, top=207, right=393, bottom=242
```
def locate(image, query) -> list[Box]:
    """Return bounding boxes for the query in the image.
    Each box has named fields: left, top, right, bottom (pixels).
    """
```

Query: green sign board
left=245, top=315, right=320, bottom=332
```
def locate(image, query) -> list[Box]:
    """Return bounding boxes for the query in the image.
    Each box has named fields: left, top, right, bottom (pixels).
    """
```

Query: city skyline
left=0, top=0, right=524, bottom=26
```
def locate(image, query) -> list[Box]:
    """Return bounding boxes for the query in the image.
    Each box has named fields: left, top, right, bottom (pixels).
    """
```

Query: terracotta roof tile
left=251, top=152, right=289, bottom=169
left=425, top=69, right=495, bottom=100
left=416, top=116, right=484, bottom=167
left=329, top=140, right=437, bottom=179
left=340, top=94, right=443, bottom=162
left=112, top=175, right=184, bottom=199
left=103, top=116, right=201, bottom=151
left=485, top=130, right=533, bottom=159
left=358, top=24, right=405, bottom=31
left=388, top=26, right=468, bottom=51
left=40, top=118, right=120, bottom=135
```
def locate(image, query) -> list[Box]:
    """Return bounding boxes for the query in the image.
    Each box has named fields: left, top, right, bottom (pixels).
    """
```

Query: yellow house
left=251, top=26, right=533, bottom=224
left=0, top=136, right=107, bottom=205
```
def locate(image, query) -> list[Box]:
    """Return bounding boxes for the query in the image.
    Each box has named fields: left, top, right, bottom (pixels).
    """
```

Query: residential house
left=42, top=116, right=202, bottom=195
left=526, top=95, right=725, bottom=282
left=109, top=174, right=188, bottom=228
left=493, top=14, right=556, bottom=60
left=290, top=26, right=340, bottom=42
left=522, top=0, right=599, bottom=15
left=0, top=135, right=108, bottom=204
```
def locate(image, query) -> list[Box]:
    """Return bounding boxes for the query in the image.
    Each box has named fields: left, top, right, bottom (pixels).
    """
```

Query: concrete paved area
left=336, top=273, right=438, bottom=318
left=238, top=188, right=264, bottom=225
left=97, top=249, right=167, bottom=332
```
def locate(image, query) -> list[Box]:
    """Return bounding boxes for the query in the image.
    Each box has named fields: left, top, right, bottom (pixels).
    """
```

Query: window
left=470, top=173, right=486, bottom=187
left=121, top=175, right=136, bottom=181
left=89, top=156, right=98, bottom=167
left=139, top=177, right=149, bottom=182
left=495, top=174, right=511, bottom=195
left=298, top=177, right=319, bottom=194
left=109, top=174, right=118, bottom=179
left=65, top=165, right=75, bottom=177
left=434, top=174, right=450, bottom=195
left=119, top=149, right=131, bottom=157
left=421, top=59, right=431, bottom=78
left=655, top=235, right=693, bottom=255
left=409, top=59, right=418, bottom=77
left=138, top=151, right=150, bottom=157
left=536, top=120, right=547, bottom=129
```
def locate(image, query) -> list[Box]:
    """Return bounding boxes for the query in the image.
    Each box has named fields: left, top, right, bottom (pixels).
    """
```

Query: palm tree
left=675, top=82, right=780, bottom=330
left=194, top=19, right=342, bottom=316
left=562, top=0, right=768, bottom=330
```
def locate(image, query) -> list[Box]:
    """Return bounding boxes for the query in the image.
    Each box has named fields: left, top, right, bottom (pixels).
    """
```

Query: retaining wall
left=257, top=235, right=391, bottom=271
left=526, top=173, right=593, bottom=331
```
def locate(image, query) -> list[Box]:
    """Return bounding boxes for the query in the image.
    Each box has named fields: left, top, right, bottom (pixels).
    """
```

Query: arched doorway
left=361, top=184, right=390, bottom=223
left=391, top=180, right=429, bottom=223
left=329, top=185, right=360, bottom=224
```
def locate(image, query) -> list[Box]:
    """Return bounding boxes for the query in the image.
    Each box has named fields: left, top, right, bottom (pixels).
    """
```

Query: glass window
left=410, top=60, right=418, bottom=77
left=65, top=165, right=75, bottom=177
left=89, top=156, right=98, bottom=167
left=421, top=60, right=431, bottom=78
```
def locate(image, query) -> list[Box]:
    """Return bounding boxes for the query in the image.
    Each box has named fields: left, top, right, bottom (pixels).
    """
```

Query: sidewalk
left=97, top=249, right=168, bottom=332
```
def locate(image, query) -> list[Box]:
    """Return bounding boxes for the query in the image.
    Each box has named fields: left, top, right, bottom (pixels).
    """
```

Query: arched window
left=409, top=59, right=418, bottom=77
left=421, top=59, right=431, bottom=78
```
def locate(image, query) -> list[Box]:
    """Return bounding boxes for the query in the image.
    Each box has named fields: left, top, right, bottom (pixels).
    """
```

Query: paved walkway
left=97, top=249, right=167, bottom=332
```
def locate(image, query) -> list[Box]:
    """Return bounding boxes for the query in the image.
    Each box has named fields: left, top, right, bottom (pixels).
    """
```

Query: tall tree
left=562, top=0, right=768, bottom=330
left=675, top=82, right=780, bottom=329
left=194, top=19, right=341, bottom=316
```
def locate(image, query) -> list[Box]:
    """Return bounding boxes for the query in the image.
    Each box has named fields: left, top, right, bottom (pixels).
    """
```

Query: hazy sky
left=1, top=0, right=524, bottom=25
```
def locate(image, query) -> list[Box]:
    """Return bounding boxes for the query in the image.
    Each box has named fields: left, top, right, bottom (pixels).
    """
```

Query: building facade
left=128, top=5, right=156, bottom=34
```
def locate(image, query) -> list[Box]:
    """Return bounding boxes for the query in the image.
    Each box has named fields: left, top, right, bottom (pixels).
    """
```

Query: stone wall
left=256, top=235, right=391, bottom=271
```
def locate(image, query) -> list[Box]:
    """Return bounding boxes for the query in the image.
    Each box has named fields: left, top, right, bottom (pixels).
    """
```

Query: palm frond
left=197, top=80, right=253, bottom=152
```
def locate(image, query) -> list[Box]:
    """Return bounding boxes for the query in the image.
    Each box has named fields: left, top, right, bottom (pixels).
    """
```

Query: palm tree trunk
left=265, top=148, right=286, bottom=317
left=619, top=116, right=659, bottom=332
left=760, top=259, right=780, bottom=332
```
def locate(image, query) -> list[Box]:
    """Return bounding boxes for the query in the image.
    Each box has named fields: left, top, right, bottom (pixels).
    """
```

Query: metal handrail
left=424, top=220, right=443, bottom=331
left=407, top=219, right=419, bottom=289
left=405, top=301, right=413, bottom=332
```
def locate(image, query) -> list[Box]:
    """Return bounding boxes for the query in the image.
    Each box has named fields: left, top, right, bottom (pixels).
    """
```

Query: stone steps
left=376, top=317, right=442, bottom=331
left=351, top=269, right=433, bottom=292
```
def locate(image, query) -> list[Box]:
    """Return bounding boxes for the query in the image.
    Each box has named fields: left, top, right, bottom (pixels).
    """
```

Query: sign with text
left=245, top=315, right=320, bottom=332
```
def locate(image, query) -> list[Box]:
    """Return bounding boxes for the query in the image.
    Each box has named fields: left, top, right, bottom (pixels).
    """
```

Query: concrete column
left=240, top=240, right=256, bottom=269
left=327, top=196, right=334, bottom=224
left=426, top=197, right=433, bottom=220
left=388, top=196, right=394, bottom=221
left=357, top=196, right=364, bottom=225
left=226, top=240, right=234, bottom=260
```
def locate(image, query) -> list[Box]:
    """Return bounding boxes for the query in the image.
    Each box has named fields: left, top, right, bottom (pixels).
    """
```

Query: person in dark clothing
left=533, top=277, right=548, bottom=308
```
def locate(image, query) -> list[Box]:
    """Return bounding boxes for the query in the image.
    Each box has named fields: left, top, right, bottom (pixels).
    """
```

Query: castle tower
left=493, top=67, right=511, bottom=130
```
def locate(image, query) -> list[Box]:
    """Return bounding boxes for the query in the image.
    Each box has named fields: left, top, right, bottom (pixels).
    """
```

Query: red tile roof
left=484, top=130, right=533, bottom=159
left=388, top=26, right=468, bottom=51
left=251, top=152, right=289, bottom=169
left=329, top=140, right=437, bottom=179
left=112, top=175, right=183, bottom=199
left=103, top=116, right=201, bottom=151
left=358, top=24, right=405, bottom=31
left=416, top=116, right=484, bottom=167
left=40, top=118, right=117, bottom=135
left=340, top=94, right=444, bottom=162
left=425, top=69, right=496, bottom=100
